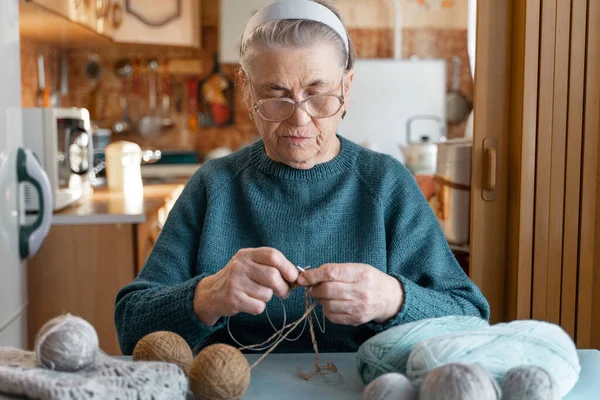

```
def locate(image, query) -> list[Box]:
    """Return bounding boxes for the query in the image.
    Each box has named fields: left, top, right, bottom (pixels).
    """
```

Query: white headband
left=242, top=0, right=350, bottom=55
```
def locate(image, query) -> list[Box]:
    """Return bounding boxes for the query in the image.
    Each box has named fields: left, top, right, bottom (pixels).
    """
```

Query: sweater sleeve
left=114, top=171, right=226, bottom=355
left=368, top=167, right=490, bottom=332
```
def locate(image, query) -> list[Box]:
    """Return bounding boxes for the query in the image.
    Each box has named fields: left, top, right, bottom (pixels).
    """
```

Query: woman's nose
left=287, top=103, right=311, bottom=126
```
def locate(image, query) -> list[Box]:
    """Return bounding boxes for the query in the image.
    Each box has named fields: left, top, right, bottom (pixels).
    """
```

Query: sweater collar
left=249, top=135, right=359, bottom=181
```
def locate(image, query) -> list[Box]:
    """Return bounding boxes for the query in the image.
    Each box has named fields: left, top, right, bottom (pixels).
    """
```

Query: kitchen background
left=19, top=0, right=473, bottom=157
left=7, top=0, right=475, bottom=355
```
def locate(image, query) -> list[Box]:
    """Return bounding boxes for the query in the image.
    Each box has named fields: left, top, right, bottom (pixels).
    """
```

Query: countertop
left=51, top=180, right=187, bottom=226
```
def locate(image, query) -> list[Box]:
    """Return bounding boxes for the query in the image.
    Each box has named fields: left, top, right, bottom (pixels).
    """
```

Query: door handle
left=17, top=148, right=53, bottom=259
left=482, top=137, right=498, bottom=201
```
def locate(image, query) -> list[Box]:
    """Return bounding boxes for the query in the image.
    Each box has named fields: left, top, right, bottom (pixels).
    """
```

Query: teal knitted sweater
left=114, top=135, right=490, bottom=355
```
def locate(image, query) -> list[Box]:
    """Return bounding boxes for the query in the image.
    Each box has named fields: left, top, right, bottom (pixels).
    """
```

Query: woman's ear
left=237, top=69, right=253, bottom=111
left=343, top=69, right=355, bottom=114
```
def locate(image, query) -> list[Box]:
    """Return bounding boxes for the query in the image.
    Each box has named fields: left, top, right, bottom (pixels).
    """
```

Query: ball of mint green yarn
left=420, top=363, right=501, bottom=400
left=356, top=315, right=489, bottom=385
left=501, top=365, right=560, bottom=400
left=406, top=320, right=580, bottom=397
left=362, top=372, right=417, bottom=400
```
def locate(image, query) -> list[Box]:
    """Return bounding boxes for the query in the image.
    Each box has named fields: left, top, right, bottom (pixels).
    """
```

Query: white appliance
left=0, top=0, right=53, bottom=349
left=338, top=59, right=446, bottom=162
left=22, top=107, right=93, bottom=211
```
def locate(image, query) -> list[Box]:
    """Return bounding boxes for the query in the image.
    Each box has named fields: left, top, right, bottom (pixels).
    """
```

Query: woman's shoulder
left=186, top=143, right=256, bottom=189
left=344, top=137, right=413, bottom=186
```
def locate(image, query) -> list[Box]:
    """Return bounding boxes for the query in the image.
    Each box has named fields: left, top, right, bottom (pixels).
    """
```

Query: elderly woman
left=114, top=0, right=489, bottom=355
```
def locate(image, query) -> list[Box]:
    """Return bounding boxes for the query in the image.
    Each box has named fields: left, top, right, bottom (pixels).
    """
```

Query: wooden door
left=471, top=0, right=600, bottom=348
left=469, top=0, right=512, bottom=324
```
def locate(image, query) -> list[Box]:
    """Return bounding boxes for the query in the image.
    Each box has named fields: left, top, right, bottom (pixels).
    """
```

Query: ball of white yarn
left=362, top=372, right=417, bottom=400
left=34, top=314, right=98, bottom=372
left=420, top=363, right=501, bottom=400
left=501, top=365, right=560, bottom=400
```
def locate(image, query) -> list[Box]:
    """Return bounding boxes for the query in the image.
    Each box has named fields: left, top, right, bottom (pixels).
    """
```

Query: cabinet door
left=27, top=224, right=137, bottom=356
left=111, top=0, right=200, bottom=47
left=135, top=209, right=163, bottom=276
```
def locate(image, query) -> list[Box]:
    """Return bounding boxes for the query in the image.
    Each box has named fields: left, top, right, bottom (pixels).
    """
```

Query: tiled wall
left=20, top=2, right=472, bottom=153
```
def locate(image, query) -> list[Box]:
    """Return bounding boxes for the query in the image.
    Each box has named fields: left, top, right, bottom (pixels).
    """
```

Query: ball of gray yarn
left=501, top=365, right=560, bottom=400
left=420, top=363, right=501, bottom=400
left=362, top=372, right=417, bottom=400
left=34, top=314, right=98, bottom=372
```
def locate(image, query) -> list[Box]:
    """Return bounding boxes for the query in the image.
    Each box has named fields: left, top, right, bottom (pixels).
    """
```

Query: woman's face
left=244, top=42, right=353, bottom=170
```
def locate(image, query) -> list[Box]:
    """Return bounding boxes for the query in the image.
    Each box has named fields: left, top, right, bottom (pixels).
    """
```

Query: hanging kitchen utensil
left=59, top=55, right=69, bottom=99
left=137, top=59, right=163, bottom=137
left=49, top=52, right=60, bottom=107
left=85, top=54, right=104, bottom=122
left=112, top=58, right=133, bottom=133
left=161, top=59, right=174, bottom=129
left=36, top=51, right=46, bottom=107
left=445, top=56, right=472, bottom=124
left=198, top=53, right=234, bottom=127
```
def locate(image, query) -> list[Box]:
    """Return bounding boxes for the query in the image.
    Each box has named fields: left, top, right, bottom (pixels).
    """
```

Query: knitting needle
left=290, top=266, right=307, bottom=290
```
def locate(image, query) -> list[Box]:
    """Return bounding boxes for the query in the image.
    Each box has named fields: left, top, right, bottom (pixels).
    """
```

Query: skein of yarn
left=356, top=315, right=489, bottom=384
left=420, top=363, right=501, bottom=400
left=188, top=343, right=251, bottom=400
left=34, top=314, right=98, bottom=372
left=500, top=365, right=560, bottom=400
left=132, top=331, right=193, bottom=373
left=406, top=319, right=581, bottom=397
left=362, top=372, right=417, bottom=400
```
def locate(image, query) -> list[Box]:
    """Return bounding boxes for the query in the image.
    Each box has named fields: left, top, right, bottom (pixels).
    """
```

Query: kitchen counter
left=52, top=180, right=187, bottom=225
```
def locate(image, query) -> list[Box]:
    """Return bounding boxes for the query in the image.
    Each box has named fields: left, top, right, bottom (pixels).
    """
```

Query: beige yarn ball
left=362, top=372, right=417, bottom=400
left=132, top=331, right=194, bottom=373
left=501, top=365, right=560, bottom=400
left=189, top=344, right=251, bottom=400
left=420, top=363, right=501, bottom=400
left=34, top=314, right=98, bottom=372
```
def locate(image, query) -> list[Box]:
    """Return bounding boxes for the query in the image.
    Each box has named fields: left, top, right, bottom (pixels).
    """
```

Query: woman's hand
left=296, top=263, right=404, bottom=326
left=193, top=248, right=299, bottom=326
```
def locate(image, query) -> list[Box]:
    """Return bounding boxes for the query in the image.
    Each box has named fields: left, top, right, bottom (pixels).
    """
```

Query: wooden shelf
left=19, top=1, right=113, bottom=48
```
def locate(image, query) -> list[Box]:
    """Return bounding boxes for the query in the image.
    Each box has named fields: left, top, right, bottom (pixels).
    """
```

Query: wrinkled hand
left=194, top=248, right=299, bottom=326
left=296, top=263, right=403, bottom=326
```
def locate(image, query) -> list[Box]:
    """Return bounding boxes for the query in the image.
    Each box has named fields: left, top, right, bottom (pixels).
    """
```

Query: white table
left=222, top=350, right=600, bottom=399
left=3, top=351, right=596, bottom=399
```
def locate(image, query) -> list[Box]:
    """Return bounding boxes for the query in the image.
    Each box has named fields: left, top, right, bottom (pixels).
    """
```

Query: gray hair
left=239, top=0, right=356, bottom=73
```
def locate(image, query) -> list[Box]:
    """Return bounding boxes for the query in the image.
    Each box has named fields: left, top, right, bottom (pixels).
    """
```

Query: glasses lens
left=256, top=98, right=295, bottom=121
left=305, top=95, right=343, bottom=118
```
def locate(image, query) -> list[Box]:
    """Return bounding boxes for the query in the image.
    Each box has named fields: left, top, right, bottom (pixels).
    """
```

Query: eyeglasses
left=251, top=78, right=345, bottom=122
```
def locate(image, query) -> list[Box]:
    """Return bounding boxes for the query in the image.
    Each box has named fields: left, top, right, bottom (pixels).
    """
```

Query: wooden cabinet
left=135, top=207, right=163, bottom=275
left=20, top=0, right=201, bottom=49
left=27, top=224, right=137, bottom=356
left=111, top=0, right=201, bottom=47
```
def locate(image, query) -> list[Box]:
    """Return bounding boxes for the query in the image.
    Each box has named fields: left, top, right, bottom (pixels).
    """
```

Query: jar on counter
left=104, top=141, right=143, bottom=195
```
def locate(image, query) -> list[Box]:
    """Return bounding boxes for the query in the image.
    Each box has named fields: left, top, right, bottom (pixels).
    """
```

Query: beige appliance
left=22, top=107, right=93, bottom=211
left=434, top=138, right=473, bottom=245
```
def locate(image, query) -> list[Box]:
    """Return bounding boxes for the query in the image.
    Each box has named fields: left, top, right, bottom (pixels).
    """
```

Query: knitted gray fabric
left=0, top=346, right=188, bottom=399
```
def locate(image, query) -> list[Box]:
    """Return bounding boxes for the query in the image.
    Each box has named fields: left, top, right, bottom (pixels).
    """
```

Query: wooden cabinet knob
left=112, top=1, right=124, bottom=29
left=96, top=0, right=110, bottom=18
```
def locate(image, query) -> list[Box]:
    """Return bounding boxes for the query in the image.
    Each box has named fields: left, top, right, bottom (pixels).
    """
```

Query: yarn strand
left=226, top=267, right=338, bottom=379
left=297, top=291, right=338, bottom=380
left=249, top=299, right=318, bottom=369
